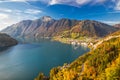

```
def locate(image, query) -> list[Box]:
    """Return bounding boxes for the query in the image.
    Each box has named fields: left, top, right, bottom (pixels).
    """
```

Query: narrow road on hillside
left=93, top=35, right=120, bottom=49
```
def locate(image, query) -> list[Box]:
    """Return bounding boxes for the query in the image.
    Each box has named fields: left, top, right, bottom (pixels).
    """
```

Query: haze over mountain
left=1, top=16, right=116, bottom=39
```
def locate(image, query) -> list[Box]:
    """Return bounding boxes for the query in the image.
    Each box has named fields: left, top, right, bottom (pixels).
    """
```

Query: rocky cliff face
left=1, top=16, right=116, bottom=38
left=0, top=33, right=18, bottom=48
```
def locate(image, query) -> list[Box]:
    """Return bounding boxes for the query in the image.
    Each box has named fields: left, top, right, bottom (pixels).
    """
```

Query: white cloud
left=115, top=0, right=120, bottom=10
left=0, top=1, right=43, bottom=30
left=49, top=0, right=74, bottom=5
left=0, top=8, right=42, bottom=15
left=0, top=0, right=38, bottom=3
left=49, top=0, right=80, bottom=7
left=0, top=0, right=109, bottom=7
left=0, top=12, right=38, bottom=30
left=0, top=9, right=41, bottom=30
left=99, top=20, right=120, bottom=25
left=0, top=8, right=12, bottom=13
left=48, top=0, right=120, bottom=11
left=0, top=13, right=11, bottom=30
left=49, top=0, right=58, bottom=5
left=0, top=13, right=9, bottom=19
left=8, top=0, right=26, bottom=2
left=24, top=9, right=42, bottom=14
left=90, top=0, right=107, bottom=5
left=76, top=0, right=91, bottom=5
left=48, top=0, right=107, bottom=7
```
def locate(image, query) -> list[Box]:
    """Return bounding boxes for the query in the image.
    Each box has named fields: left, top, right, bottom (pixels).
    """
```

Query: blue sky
left=0, top=0, right=120, bottom=30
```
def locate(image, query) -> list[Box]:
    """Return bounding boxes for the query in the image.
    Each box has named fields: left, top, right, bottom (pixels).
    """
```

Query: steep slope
left=61, top=20, right=116, bottom=38
left=35, top=30, right=120, bottom=80
left=1, top=16, right=79, bottom=38
left=0, top=33, right=18, bottom=48
left=1, top=17, right=116, bottom=39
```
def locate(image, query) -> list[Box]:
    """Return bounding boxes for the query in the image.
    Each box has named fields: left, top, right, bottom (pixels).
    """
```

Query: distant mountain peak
left=41, top=16, right=53, bottom=22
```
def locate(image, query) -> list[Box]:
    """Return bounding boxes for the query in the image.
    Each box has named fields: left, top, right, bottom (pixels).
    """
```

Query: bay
left=0, top=40, right=89, bottom=80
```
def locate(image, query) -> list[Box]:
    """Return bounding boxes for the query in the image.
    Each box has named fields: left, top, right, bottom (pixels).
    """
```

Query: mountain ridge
left=1, top=16, right=117, bottom=39
left=1, top=16, right=79, bottom=38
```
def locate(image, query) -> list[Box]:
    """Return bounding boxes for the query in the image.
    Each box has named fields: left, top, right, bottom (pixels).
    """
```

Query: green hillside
left=35, top=31, right=120, bottom=80
left=58, top=20, right=116, bottom=39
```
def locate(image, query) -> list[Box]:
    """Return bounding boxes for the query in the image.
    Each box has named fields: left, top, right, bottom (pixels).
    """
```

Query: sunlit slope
left=35, top=31, right=120, bottom=80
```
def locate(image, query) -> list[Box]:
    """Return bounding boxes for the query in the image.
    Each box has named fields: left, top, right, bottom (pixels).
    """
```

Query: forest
left=35, top=31, right=120, bottom=80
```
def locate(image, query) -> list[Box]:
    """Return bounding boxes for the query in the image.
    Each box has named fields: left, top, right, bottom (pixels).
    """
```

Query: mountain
left=60, top=20, right=116, bottom=38
left=114, top=24, right=120, bottom=29
left=0, top=33, right=17, bottom=49
left=1, top=16, right=79, bottom=38
left=1, top=16, right=116, bottom=39
left=35, top=30, right=120, bottom=80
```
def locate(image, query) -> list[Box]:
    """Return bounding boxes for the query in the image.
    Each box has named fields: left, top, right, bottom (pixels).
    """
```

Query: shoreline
left=51, top=37, right=100, bottom=49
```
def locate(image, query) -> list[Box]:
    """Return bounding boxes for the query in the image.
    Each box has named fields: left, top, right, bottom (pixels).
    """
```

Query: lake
left=0, top=40, right=89, bottom=80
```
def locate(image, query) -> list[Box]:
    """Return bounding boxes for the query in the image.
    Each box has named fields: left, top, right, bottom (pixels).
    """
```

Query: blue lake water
left=0, top=40, right=89, bottom=80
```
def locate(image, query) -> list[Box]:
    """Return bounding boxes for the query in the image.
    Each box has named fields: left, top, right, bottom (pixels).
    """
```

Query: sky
left=0, top=0, right=120, bottom=30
